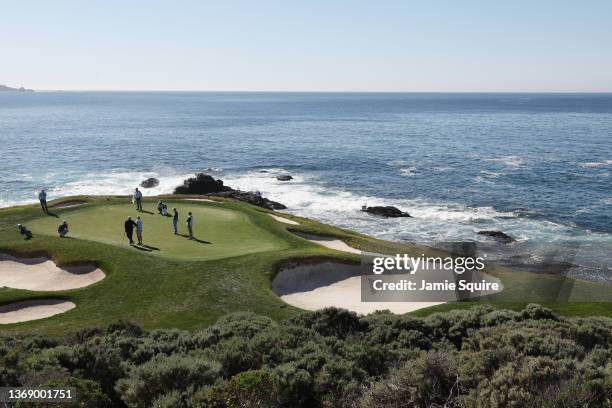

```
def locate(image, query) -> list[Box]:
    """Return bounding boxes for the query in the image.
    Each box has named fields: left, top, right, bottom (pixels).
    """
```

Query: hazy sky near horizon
left=3, top=0, right=612, bottom=92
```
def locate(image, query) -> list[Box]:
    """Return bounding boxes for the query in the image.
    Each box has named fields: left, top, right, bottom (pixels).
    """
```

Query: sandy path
left=0, top=253, right=105, bottom=291
left=0, top=299, right=76, bottom=324
left=293, top=232, right=362, bottom=254
left=180, top=198, right=221, bottom=203
left=268, top=213, right=300, bottom=225
left=52, top=200, right=88, bottom=208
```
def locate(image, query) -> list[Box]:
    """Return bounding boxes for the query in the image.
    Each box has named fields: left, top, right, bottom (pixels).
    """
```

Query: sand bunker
left=269, top=213, right=300, bottom=225
left=273, top=262, right=442, bottom=314
left=293, top=232, right=361, bottom=254
left=0, top=253, right=105, bottom=291
left=0, top=299, right=76, bottom=324
left=273, top=260, right=503, bottom=314
left=52, top=200, right=88, bottom=208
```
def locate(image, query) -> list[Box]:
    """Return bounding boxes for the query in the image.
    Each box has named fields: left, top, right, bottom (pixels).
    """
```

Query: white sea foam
left=484, top=155, right=525, bottom=168
left=47, top=171, right=194, bottom=200
left=399, top=167, right=417, bottom=177
left=580, top=160, right=612, bottom=168
left=481, top=170, right=502, bottom=178
left=221, top=169, right=522, bottom=244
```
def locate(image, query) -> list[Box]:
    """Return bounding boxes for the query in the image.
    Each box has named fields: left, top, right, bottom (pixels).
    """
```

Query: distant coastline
left=0, top=84, right=34, bottom=92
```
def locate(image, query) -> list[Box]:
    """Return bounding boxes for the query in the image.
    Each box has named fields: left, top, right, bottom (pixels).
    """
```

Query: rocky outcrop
left=477, top=230, right=516, bottom=243
left=0, top=84, right=33, bottom=92
left=361, top=206, right=411, bottom=218
left=212, top=191, right=286, bottom=210
left=173, top=174, right=230, bottom=195
left=276, top=175, right=293, bottom=181
left=140, top=177, right=160, bottom=188
left=174, top=173, right=286, bottom=210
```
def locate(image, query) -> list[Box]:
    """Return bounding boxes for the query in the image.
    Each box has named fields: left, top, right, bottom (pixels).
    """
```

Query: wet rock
left=174, top=173, right=286, bottom=210
left=173, top=173, right=230, bottom=194
left=140, top=177, right=160, bottom=188
left=276, top=175, right=293, bottom=181
left=361, top=206, right=411, bottom=218
left=477, top=230, right=516, bottom=243
left=212, top=190, right=286, bottom=210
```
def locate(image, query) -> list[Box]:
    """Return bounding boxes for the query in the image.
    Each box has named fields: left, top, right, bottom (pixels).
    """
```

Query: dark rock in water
left=276, top=175, right=293, bottom=181
left=212, top=191, right=287, bottom=210
left=477, top=230, right=516, bottom=243
left=361, top=206, right=411, bottom=218
left=140, top=177, right=160, bottom=188
left=174, top=173, right=286, bottom=210
left=173, top=173, right=230, bottom=194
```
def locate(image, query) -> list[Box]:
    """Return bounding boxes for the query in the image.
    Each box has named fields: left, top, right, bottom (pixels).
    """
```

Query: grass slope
left=0, top=195, right=610, bottom=336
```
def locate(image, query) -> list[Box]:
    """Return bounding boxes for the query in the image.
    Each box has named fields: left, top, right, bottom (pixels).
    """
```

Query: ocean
left=1, top=92, right=611, bottom=283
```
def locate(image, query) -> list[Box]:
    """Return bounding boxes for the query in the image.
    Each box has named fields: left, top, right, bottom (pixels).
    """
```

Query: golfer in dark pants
left=187, top=212, right=194, bottom=240
left=39, top=190, right=48, bottom=213
left=172, top=208, right=179, bottom=234
left=124, top=216, right=137, bottom=245
left=134, top=188, right=143, bottom=211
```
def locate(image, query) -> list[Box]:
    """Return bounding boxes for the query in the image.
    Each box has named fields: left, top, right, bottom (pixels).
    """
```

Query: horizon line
left=19, top=89, right=612, bottom=94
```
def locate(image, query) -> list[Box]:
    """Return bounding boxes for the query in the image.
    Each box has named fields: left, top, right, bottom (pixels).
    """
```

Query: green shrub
left=16, top=376, right=113, bottom=408
left=115, top=354, right=221, bottom=408
left=359, top=351, right=460, bottom=408
left=289, top=307, right=366, bottom=339
left=2, top=305, right=611, bottom=408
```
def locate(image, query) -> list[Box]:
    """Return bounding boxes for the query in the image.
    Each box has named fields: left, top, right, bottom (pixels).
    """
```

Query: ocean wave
left=222, top=168, right=517, bottom=234
left=481, top=170, right=502, bottom=178
left=47, top=171, right=193, bottom=198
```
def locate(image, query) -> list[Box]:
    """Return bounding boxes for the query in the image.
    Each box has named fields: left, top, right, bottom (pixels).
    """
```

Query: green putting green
left=28, top=201, right=288, bottom=261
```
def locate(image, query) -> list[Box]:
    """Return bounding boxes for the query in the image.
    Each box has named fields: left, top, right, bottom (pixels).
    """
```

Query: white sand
left=0, top=253, right=105, bottom=291
left=0, top=299, right=76, bottom=324
left=281, top=277, right=444, bottom=314
left=294, top=232, right=362, bottom=254
left=52, top=200, right=87, bottom=208
left=268, top=213, right=300, bottom=225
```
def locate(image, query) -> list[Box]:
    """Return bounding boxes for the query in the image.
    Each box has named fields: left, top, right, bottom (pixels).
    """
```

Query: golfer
left=58, top=220, right=69, bottom=238
left=38, top=189, right=48, bottom=213
left=186, top=212, right=194, bottom=240
left=124, top=216, right=137, bottom=245
left=136, top=216, right=144, bottom=245
left=17, top=224, right=33, bottom=240
left=172, top=208, right=179, bottom=235
left=133, top=188, right=143, bottom=211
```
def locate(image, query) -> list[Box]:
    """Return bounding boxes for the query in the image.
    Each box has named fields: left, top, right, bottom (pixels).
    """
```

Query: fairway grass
left=0, top=195, right=610, bottom=335
left=28, top=201, right=288, bottom=261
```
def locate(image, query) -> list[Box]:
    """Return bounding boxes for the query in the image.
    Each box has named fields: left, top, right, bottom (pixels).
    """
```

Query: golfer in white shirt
left=136, top=216, right=143, bottom=245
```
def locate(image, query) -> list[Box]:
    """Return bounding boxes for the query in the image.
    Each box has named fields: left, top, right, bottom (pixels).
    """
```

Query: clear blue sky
left=3, top=0, right=611, bottom=91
